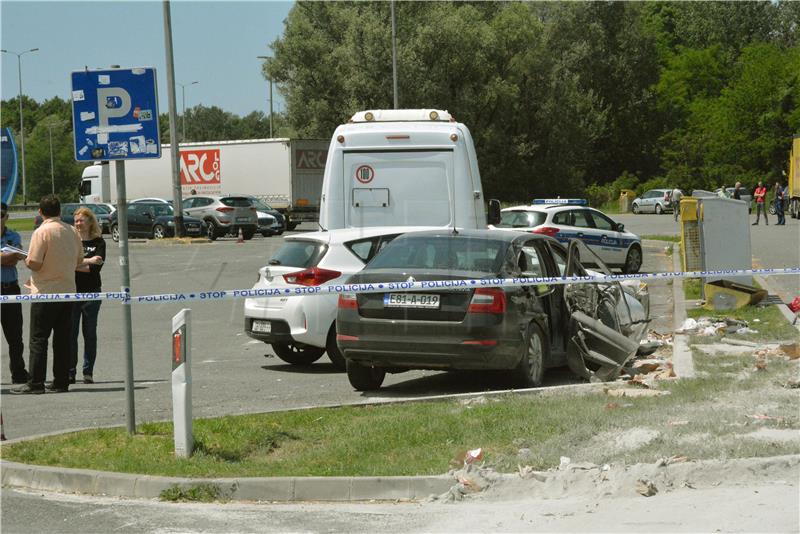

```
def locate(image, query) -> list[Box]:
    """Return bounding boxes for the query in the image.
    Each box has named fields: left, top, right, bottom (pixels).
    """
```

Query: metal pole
left=163, top=0, right=185, bottom=236
left=115, top=160, right=136, bottom=434
left=48, top=126, right=54, bottom=194
left=181, top=84, right=186, bottom=143
left=391, top=0, right=398, bottom=109
left=17, top=56, right=27, bottom=204
left=269, top=78, right=274, bottom=138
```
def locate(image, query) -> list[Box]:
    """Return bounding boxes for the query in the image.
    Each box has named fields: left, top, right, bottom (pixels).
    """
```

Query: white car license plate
left=383, top=293, right=440, bottom=309
left=236, top=217, right=250, bottom=223
left=252, top=320, right=271, bottom=333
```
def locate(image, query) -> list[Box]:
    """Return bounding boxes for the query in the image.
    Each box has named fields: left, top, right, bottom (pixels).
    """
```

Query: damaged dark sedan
left=336, top=229, right=650, bottom=391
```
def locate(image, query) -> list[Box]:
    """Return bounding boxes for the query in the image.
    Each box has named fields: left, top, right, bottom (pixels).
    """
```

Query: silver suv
left=182, top=195, right=258, bottom=240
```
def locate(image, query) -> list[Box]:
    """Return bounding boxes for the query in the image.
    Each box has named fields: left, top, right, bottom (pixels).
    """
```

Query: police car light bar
left=532, top=199, right=588, bottom=205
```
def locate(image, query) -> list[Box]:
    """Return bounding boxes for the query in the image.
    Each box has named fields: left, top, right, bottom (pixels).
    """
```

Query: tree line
left=3, top=1, right=798, bottom=205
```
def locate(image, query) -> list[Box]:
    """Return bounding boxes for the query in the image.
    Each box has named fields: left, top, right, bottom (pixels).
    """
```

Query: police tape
left=1, top=266, right=799, bottom=304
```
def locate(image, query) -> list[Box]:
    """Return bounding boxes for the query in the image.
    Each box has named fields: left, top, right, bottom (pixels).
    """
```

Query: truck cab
left=319, top=109, right=499, bottom=230
left=79, top=162, right=110, bottom=204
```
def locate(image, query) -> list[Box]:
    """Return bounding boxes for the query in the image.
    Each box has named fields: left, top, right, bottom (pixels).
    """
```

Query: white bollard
left=171, top=308, right=193, bottom=457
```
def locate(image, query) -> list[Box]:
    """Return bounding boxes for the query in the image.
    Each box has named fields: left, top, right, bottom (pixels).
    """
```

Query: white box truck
left=79, top=138, right=328, bottom=229
left=319, top=109, right=499, bottom=230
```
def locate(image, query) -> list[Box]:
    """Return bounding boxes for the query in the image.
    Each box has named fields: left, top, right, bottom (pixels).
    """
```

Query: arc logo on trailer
left=355, top=165, right=374, bottom=184
left=180, top=149, right=220, bottom=184
left=296, top=149, right=327, bottom=170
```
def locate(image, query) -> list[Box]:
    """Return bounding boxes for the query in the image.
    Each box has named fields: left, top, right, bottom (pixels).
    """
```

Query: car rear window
left=496, top=210, right=546, bottom=228
left=368, top=236, right=506, bottom=272
left=220, top=197, right=252, bottom=207
left=269, top=240, right=326, bottom=268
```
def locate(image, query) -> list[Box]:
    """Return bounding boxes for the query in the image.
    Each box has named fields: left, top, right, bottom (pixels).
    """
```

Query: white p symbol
left=97, top=87, right=132, bottom=128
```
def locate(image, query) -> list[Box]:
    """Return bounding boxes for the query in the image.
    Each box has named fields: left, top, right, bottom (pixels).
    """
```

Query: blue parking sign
left=71, top=67, right=161, bottom=161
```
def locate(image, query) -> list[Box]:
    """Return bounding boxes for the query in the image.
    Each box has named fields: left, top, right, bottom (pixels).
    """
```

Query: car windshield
left=221, top=197, right=252, bottom=207
left=151, top=204, right=174, bottom=217
left=368, top=235, right=507, bottom=272
left=496, top=210, right=546, bottom=228
left=90, top=204, right=111, bottom=214
left=269, top=240, right=325, bottom=268
left=249, top=198, right=272, bottom=211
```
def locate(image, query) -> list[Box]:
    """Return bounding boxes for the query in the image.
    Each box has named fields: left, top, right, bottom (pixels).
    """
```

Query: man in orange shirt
left=12, top=195, right=83, bottom=394
left=752, top=181, right=768, bottom=225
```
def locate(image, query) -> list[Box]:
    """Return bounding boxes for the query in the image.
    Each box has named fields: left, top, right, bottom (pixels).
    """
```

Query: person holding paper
left=1, top=202, right=28, bottom=384
left=11, top=195, right=82, bottom=394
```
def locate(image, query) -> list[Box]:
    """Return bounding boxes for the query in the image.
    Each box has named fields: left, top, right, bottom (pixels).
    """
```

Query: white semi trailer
left=79, top=138, right=328, bottom=229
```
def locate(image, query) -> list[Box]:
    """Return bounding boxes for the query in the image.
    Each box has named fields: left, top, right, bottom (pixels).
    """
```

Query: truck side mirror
left=487, top=199, right=501, bottom=226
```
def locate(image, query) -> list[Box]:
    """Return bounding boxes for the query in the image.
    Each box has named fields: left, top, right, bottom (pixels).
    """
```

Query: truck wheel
left=346, top=360, right=385, bottom=391
left=206, top=221, right=219, bottom=241
left=271, top=343, right=324, bottom=365
left=326, top=324, right=346, bottom=371
left=152, top=224, right=166, bottom=239
left=111, top=224, right=120, bottom=242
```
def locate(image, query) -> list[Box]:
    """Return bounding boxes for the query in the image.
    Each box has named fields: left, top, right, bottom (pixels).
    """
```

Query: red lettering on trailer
left=180, top=149, right=221, bottom=184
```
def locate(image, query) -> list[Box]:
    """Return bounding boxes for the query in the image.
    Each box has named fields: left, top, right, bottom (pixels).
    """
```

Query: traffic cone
left=1, top=412, right=6, bottom=441
left=236, top=227, right=244, bottom=244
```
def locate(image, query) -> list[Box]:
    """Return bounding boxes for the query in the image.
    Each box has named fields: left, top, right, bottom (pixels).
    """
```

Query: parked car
left=109, top=202, right=206, bottom=241
left=34, top=203, right=113, bottom=234
left=237, top=195, right=286, bottom=236
left=631, top=189, right=672, bottom=214
left=181, top=195, right=258, bottom=240
left=336, top=229, right=650, bottom=391
left=244, top=226, right=437, bottom=370
left=131, top=197, right=170, bottom=204
left=491, top=200, right=643, bottom=273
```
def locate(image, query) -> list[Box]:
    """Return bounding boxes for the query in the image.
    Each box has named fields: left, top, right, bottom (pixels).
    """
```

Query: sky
left=1, top=0, right=293, bottom=118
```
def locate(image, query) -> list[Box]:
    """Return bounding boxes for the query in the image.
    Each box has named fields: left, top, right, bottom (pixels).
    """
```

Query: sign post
left=71, top=66, right=160, bottom=434
left=171, top=308, right=193, bottom=458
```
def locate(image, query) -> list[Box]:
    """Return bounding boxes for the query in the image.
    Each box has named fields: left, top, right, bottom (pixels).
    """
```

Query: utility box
left=680, top=195, right=752, bottom=297
left=619, top=189, right=636, bottom=213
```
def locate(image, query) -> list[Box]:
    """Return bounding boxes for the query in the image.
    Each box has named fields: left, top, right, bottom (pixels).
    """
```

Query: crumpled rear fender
left=566, top=310, right=640, bottom=382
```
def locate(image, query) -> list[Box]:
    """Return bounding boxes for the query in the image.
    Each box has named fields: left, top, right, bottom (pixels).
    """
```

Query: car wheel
left=243, top=229, right=256, bottom=240
left=326, top=325, right=346, bottom=371
left=287, top=222, right=298, bottom=231
left=655, top=203, right=663, bottom=215
left=271, top=342, right=325, bottom=365
left=261, top=231, right=271, bottom=238
left=622, top=245, right=642, bottom=274
left=346, top=360, right=386, bottom=391
left=152, top=224, right=166, bottom=239
left=206, top=221, right=219, bottom=241
left=516, top=322, right=547, bottom=388
left=769, top=203, right=776, bottom=215
left=111, top=224, right=120, bottom=242
left=631, top=203, right=640, bottom=214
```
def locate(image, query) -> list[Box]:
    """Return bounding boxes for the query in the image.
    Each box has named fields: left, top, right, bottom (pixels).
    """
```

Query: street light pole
left=256, top=56, right=273, bottom=138
left=177, top=80, right=198, bottom=143
left=44, top=120, right=65, bottom=195
left=1, top=47, right=39, bottom=205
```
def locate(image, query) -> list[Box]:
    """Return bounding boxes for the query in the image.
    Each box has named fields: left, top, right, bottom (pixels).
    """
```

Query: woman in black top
left=70, top=207, right=106, bottom=384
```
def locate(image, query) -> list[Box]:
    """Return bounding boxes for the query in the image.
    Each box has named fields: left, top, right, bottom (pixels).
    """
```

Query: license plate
left=236, top=217, right=250, bottom=223
left=251, top=320, right=271, bottom=333
left=383, top=293, right=440, bottom=309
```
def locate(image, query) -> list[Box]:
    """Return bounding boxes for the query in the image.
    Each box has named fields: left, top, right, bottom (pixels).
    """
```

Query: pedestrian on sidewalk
left=774, top=181, right=786, bottom=225
left=1, top=203, right=28, bottom=384
left=11, top=195, right=83, bottom=395
left=69, top=207, right=106, bottom=384
left=753, top=181, right=768, bottom=225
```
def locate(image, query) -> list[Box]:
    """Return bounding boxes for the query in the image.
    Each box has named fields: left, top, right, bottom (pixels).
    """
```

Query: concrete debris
left=720, top=337, right=759, bottom=347
left=517, top=465, right=548, bottom=481
left=460, top=396, right=489, bottom=406
left=558, top=456, right=571, bottom=470
left=635, top=478, right=658, bottom=497
left=604, top=387, right=671, bottom=398
left=677, top=316, right=752, bottom=336
left=655, top=456, right=689, bottom=467
left=782, top=379, right=800, bottom=389
left=438, top=464, right=501, bottom=502
left=780, top=343, right=800, bottom=359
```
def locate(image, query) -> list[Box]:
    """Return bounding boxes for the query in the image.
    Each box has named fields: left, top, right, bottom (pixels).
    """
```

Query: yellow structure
left=703, top=280, right=767, bottom=311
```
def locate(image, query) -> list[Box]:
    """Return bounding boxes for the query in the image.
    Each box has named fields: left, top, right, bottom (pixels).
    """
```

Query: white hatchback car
left=244, top=226, right=437, bottom=369
left=491, top=199, right=643, bottom=273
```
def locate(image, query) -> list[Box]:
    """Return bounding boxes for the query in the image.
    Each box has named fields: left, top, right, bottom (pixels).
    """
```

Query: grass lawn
left=3, top=343, right=798, bottom=479
left=641, top=234, right=680, bottom=242
left=5, top=217, right=35, bottom=232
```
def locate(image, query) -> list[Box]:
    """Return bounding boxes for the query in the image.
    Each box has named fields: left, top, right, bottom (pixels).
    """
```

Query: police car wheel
left=623, top=246, right=642, bottom=274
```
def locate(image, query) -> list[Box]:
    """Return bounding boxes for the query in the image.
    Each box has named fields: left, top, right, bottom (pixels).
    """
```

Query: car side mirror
left=487, top=199, right=501, bottom=226
left=615, top=223, right=624, bottom=232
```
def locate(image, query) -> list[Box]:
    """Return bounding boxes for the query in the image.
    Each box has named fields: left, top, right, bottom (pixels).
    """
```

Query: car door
left=516, top=239, right=565, bottom=356
left=128, top=204, right=149, bottom=236
left=587, top=210, right=625, bottom=265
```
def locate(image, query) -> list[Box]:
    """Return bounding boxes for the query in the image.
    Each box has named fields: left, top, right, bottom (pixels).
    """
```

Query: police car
left=491, top=199, right=643, bottom=273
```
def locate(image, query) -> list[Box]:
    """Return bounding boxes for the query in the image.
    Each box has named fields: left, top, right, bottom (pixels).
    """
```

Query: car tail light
left=336, top=334, right=359, bottom=341
left=467, top=288, right=507, bottom=314
left=338, top=293, right=358, bottom=309
left=461, top=340, right=498, bottom=346
left=283, top=267, right=341, bottom=286
left=532, top=226, right=560, bottom=237
left=216, top=207, right=234, bottom=213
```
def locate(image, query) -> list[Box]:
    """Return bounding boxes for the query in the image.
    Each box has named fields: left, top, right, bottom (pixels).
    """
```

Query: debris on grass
left=779, top=343, right=800, bottom=359
left=635, top=478, right=658, bottom=497
left=604, top=387, right=671, bottom=398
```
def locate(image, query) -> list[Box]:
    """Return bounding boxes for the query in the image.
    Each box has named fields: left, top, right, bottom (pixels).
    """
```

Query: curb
left=754, top=275, right=800, bottom=333
left=0, top=460, right=452, bottom=501
left=672, top=246, right=695, bottom=378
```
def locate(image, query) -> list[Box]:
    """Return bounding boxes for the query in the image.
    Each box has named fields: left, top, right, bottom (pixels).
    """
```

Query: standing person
left=718, top=185, right=728, bottom=198
left=753, top=181, right=768, bottom=225
left=775, top=181, right=786, bottom=225
left=733, top=181, right=743, bottom=200
left=70, top=207, right=106, bottom=384
left=671, top=187, right=683, bottom=222
left=1, top=203, right=28, bottom=384
left=11, top=195, right=82, bottom=394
